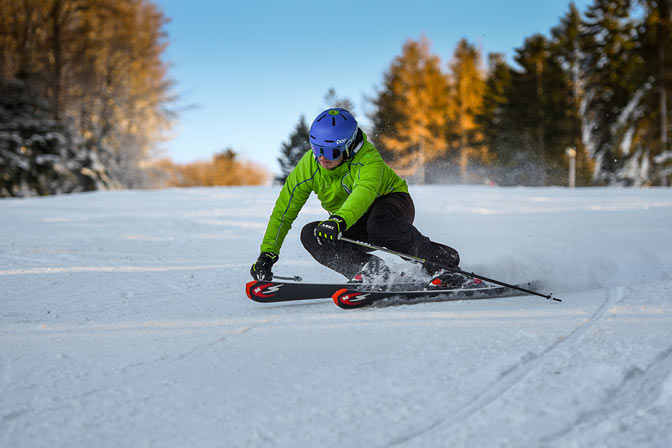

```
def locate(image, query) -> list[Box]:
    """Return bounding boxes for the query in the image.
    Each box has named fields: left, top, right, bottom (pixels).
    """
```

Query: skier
left=250, top=107, right=463, bottom=287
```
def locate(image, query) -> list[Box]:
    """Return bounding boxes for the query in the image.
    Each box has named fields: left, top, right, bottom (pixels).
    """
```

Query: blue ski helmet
left=309, top=108, right=358, bottom=161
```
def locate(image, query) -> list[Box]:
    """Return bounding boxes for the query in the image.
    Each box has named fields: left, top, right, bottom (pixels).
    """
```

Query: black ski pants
left=300, top=192, right=458, bottom=279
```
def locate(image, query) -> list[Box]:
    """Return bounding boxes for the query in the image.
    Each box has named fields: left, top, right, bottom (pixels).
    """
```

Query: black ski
left=332, top=281, right=543, bottom=309
left=246, top=280, right=339, bottom=303
left=245, top=280, right=426, bottom=303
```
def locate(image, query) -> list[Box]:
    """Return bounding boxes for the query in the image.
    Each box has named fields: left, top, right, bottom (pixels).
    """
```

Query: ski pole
left=273, top=275, right=302, bottom=282
left=338, top=236, right=561, bottom=302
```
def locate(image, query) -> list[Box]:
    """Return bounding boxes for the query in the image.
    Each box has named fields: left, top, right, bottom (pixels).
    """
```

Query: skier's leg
left=365, top=192, right=460, bottom=271
left=301, top=193, right=459, bottom=279
left=300, top=220, right=385, bottom=279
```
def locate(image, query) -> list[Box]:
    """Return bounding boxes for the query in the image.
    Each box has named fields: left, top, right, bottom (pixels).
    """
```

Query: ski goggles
left=311, top=144, right=346, bottom=161
left=310, top=128, right=358, bottom=161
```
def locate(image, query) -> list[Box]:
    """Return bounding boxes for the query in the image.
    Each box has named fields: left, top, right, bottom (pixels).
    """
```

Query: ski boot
left=348, top=258, right=392, bottom=284
left=426, top=270, right=483, bottom=290
left=429, top=242, right=460, bottom=267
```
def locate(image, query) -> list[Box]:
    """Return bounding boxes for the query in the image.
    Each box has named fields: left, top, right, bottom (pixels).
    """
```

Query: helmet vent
left=309, top=108, right=358, bottom=152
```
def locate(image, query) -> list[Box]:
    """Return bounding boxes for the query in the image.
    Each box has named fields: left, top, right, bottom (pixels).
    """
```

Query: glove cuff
left=260, top=252, right=278, bottom=263
left=329, top=215, right=346, bottom=229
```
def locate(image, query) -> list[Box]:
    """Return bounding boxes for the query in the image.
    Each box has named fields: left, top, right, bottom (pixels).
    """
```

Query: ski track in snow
left=540, top=342, right=672, bottom=446
left=385, top=287, right=627, bottom=447
left=1, top=186, right=672, bottom=447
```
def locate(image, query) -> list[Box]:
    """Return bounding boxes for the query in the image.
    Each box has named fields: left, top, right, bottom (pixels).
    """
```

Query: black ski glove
left=250, top=252, right=278, bottom=280
left=314, top=215, right=346, bottom=246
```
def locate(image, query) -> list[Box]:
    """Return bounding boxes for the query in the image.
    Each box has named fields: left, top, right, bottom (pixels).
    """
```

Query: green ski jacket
left=260, top=132, right=408, bottom=256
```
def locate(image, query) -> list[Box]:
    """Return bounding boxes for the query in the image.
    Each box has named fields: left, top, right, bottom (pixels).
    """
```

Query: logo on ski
left=339, top=291, right=370, bottom=305
left=252, top=283, right=284, bottom=298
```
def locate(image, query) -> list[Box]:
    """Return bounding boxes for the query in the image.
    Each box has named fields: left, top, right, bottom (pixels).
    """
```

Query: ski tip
left=332, top=289, right=347, bottom=306
left=245, top=280, right=257, bottom=300
left=332, top=288, right=372, bottom=309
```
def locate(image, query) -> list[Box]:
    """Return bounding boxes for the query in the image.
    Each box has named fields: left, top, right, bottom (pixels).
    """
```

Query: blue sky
left=155, top=0, right=591, bottom=175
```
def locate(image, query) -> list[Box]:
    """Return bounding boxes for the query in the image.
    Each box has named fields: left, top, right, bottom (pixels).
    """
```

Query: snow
left=1, top=185, right=672, bottom=447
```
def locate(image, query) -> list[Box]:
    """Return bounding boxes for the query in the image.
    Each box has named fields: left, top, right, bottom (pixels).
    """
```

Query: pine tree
left=580, top=0, right=644, bottom=184
left=276, top=115, right=310, bottom=184
left=637, top=0, right=672, bottom=184
left=515, top=35, right=552, bottom=185
left=446, top=39, right=488, bottom=183
left=550, top=2, right=594, bottom=186
left=370, top=37, right=449, bottom=183
left=477, top=4, right=600, bottom=186
left=477, top=53, right=516, bottom=184
left=0, top=78, right=108, bottom=197
left=324, top=88, right=355, bottom=112
left=368, top=70, right=406, bottom=164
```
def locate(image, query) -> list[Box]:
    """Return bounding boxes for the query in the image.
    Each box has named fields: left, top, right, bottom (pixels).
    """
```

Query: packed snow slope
left=2, top=186, right=672, bottom=448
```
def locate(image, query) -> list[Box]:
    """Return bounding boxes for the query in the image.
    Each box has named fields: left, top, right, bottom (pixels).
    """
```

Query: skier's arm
left=260, top=154, right=316, bottom=255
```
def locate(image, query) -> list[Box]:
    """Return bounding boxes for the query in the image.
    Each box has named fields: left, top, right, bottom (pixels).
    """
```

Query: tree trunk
left=536, top=57, right=546, bottom=185
left=416, top=141, right=426, bottom=184
left=459, top=134, right=469, bottom=183
left=51, top=0, right=64, bottom=120
left=660, top=22, right=668, bottom=150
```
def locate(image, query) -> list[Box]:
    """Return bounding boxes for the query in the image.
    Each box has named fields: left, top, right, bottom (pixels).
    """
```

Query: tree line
left=153, top=149, right=268, bottom=187
left=0, top=0, right=176, bottom=197
left=2, top=0, right=670, bottom=196
left=280, top=0, right=671, bottom=186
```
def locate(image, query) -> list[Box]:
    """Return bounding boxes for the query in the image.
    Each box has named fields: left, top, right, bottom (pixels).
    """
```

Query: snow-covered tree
left=580, top=0, right=644, bottom=184
left=0, top=78, right=110, bottom=197
left=636, top=0, right=672, bottom=185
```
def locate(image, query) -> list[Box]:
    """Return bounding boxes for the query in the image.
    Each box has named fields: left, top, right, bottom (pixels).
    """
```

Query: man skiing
left=250, top=107, right=463, bottom=287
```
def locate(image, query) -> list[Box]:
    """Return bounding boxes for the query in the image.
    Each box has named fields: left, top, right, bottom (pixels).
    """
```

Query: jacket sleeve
left=334, top=154, right=385, bottom=228
left=260, top=153, right=316, bottom=255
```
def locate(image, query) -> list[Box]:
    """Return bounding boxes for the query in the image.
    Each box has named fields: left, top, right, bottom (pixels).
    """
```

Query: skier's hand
left=250, top=252, right=278, bottom=280
left=314, top=215, right=346, bottom=246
